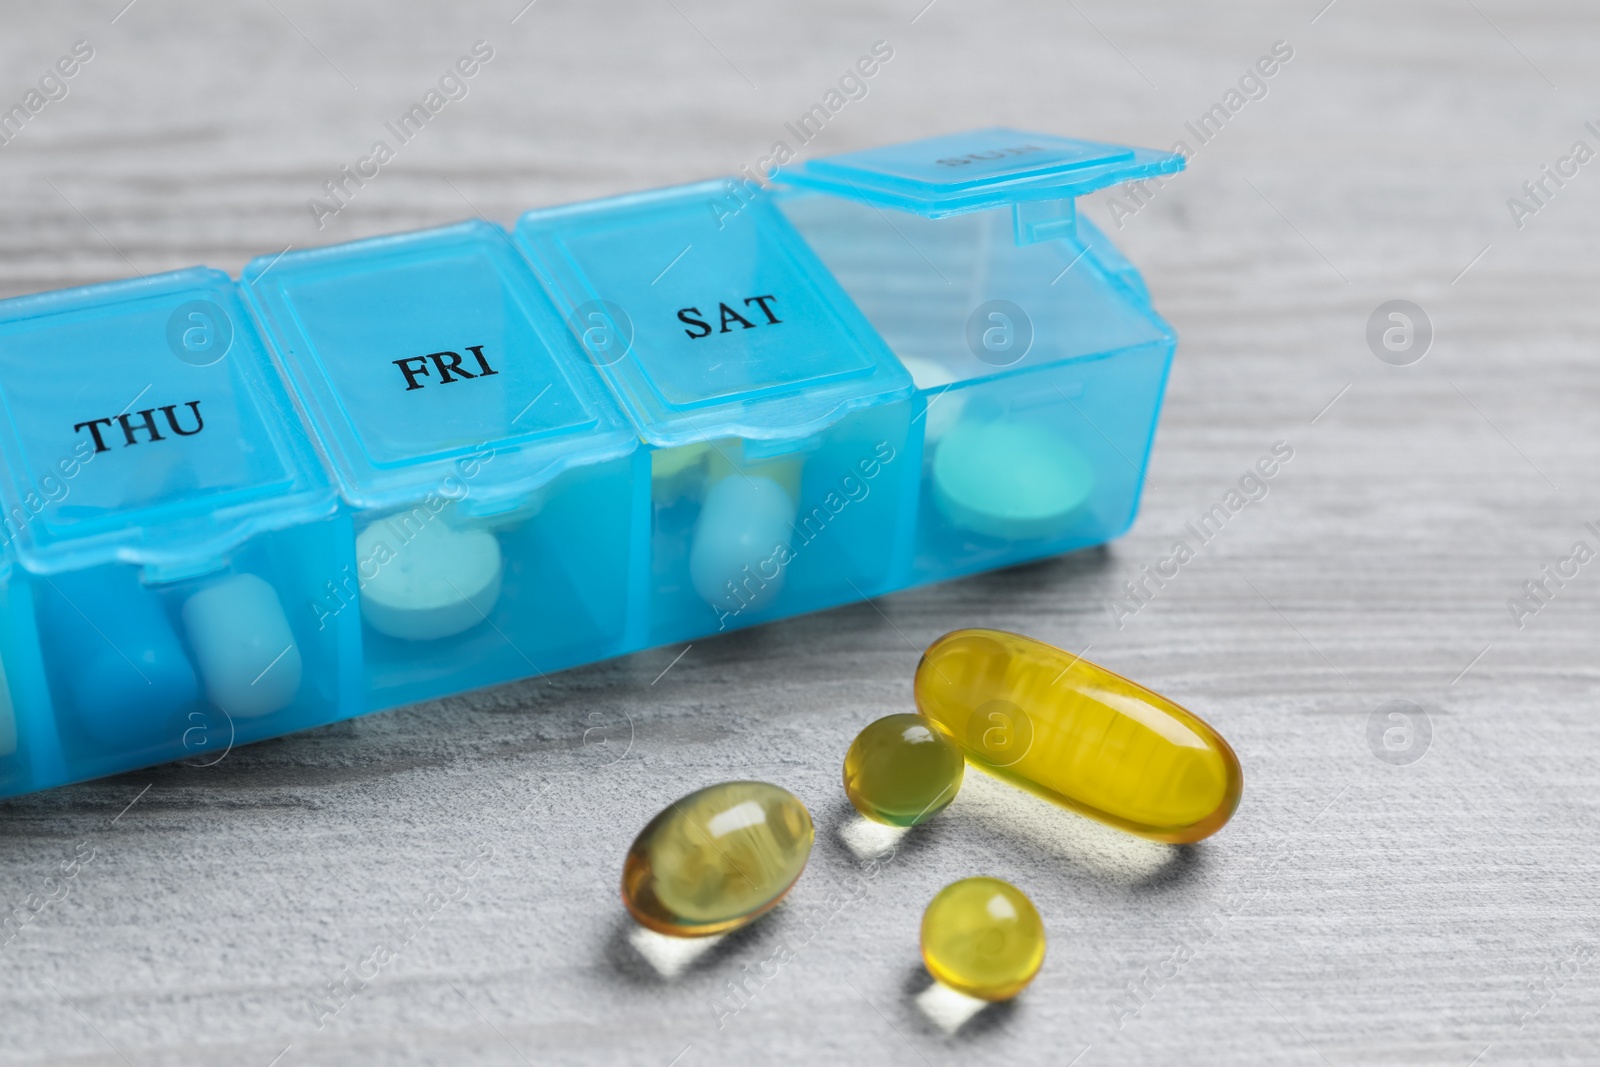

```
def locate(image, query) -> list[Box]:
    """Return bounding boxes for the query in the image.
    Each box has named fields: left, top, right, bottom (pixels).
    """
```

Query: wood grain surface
left=1, top=1, right=1597, bottom=1064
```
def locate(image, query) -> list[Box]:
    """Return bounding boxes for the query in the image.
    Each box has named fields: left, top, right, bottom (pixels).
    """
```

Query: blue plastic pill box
left=0, top=268, right=354, bottom=793
left=0, top=128, right=1182, bottom=797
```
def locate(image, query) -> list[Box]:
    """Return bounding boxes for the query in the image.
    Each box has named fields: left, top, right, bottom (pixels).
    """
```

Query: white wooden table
left=0, top=1, right=1596, bottom=1063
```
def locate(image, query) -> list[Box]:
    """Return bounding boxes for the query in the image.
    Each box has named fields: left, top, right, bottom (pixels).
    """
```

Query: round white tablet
left=357, top=516, right=504, bottom=641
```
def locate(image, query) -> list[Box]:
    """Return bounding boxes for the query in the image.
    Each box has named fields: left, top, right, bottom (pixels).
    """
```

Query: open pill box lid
left=0, top=268, right=335, bottom=579
left=777, top=127, right=1185, bottom=225
left=242, top=221, right=637, bottom=515
left=513, top=183, right=912, bottom=450
left=774, top=127, right=1184, bottom=387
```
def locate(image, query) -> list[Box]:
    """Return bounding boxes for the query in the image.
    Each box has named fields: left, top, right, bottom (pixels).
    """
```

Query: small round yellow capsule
left=920, top=877, right=1045, bottom=1001
left=916, top=629, right=1243, bottom=843
left=622, top=781, right=814, bottom=937
left=843, top=713, right=964, bottom=826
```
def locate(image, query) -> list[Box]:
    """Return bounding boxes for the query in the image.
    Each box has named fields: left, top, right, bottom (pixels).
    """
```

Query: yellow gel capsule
left=621, top=781, right=814, bottom=937
left=915, top=629, right=1243, bottom=844
left=921, top=877, right=1045, bottom=1001
left=843, top=713, right=964, bottom=826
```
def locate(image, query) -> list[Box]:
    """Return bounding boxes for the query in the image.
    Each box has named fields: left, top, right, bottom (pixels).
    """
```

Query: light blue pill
left=39, top=569, right=198, bottom=748
left=356, top=516, right=503, bottom=641
left=932, top=419, right=1095, bottom=541
left=689, top=475, right=797, bottom=614
left=182, top=573, right=302, bottom=718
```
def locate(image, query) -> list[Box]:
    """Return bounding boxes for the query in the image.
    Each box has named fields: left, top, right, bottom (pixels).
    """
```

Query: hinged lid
left=779, top=127, right=1184, bottom=231
left=514, top=181, right=911, bottom=448
left=0, top=268, right=334, bottom=577
left=241, top=221, right=637, bottom=514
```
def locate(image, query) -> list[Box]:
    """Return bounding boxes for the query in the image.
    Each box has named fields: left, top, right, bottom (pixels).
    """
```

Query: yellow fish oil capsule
left=843, top=713, right=964, bottom=826
left=921, top=876, right=1045, bottom=1001
left=621, top=781, right=814, bottom=937
left=915, top=629, right=1242, bottom=843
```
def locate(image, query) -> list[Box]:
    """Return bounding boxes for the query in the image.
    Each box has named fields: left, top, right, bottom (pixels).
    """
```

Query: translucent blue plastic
left=239, top=222, right=640, bottom=710
left=0, top=269, right=356, bottom=794
left=513, top=183, right=918, bottom=641
left=0, top=128, right=1182, bottom=797
left=774, top=199, right=1173, bottom=585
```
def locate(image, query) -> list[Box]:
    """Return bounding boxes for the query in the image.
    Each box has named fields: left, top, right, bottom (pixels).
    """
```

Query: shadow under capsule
left=823, top=799, right=960, bottom=866
left=836, top=813, right=907, bottom=861
left=625, top=924, right=727, bottom=980
left=605, top=891, right=815, bottom=985
left=902, top=965, right=1019, bottom=1038
left=946, top=772, right=1208, bottom=890
left=605, top=911, right=763, bottom=984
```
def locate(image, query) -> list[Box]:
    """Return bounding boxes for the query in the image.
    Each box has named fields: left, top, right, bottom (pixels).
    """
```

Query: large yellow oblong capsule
left=915, top=629, right=1242, bottom=843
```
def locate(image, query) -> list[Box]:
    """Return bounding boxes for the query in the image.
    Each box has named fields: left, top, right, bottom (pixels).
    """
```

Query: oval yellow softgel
left=915, top=629, right=1242, bottom=843
left=621, top=780, right=815, bottom=937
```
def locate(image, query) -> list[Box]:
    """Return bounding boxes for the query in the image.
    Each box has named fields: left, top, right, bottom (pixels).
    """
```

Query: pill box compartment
left=635, top=407, right=913, bottom=643
left=242, top=222, right=641, bottom=711
left=515, top=184, right=918, bottom=643
left=0, top=553, right=58, bottom=794
left=777, top=129, right=1183, bottom=585
left=0, top=269, right=354, bottom=794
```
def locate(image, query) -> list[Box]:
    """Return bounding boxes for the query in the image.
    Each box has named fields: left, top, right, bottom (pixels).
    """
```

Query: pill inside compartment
left=182, top=572, right=302, bottom=719
left=0, top=267, right=354, bottom=792
left=916, top=628, right=1242, bottom=843
left=347, top=486, right=629, bottom=682
left=35, top=566, right=198, bottom=759
left=241, top=221, right=642, bottom=711
left=643, top=417, right=912, bottom=641
left=514, top=181, right=918, bottom=645
left=651, top=439, right=804, bottom=625
left=835, top=354, right=1098, bottom=544
left=355, top=504, right=505, bottom=642
left=775, top=137, right=1179, bottom=587
left=35, top=552, right=330, bottom=773
left=342, top=458, right=635, bottom=710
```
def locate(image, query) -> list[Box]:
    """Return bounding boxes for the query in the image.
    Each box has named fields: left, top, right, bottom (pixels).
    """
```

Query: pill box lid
left=0, top=268, right=336, bottom=577
left=241, top=221, right=637, bottom=514
left=778, top=127, right=1184, bottom=219
left=514, top=182, right=911, bottom=448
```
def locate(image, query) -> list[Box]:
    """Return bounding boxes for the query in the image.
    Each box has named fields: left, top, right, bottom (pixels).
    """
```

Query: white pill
left=897, top=355, right=966, bottom=443
left=182, top=573, right=303, bottom=719
left=357, top=515, right=503, bottom=641
left=689, top=475, right=796, bottom=614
